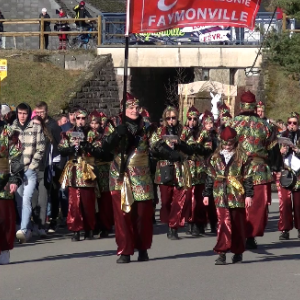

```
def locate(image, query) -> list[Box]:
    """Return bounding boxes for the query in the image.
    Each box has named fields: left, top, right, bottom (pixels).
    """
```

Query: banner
left=129, top=0, right=261, bottom=33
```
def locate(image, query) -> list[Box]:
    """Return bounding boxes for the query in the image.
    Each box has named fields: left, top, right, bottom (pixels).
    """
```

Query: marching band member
left=203, top=126, right=253, bottom=265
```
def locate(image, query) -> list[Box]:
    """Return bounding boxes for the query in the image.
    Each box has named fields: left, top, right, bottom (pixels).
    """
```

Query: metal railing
left=100, top=12, right=295, bottom=46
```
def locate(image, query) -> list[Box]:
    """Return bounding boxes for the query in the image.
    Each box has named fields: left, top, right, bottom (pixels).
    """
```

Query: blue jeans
left=15, top=169, right=37, bottom=232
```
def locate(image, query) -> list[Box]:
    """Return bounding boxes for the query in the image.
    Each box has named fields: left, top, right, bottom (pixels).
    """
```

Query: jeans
left=15, top=169, right=37, bottom=232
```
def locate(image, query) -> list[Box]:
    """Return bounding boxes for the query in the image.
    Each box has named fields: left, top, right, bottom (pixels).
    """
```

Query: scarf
left=220, top=149, right=235, bottom=165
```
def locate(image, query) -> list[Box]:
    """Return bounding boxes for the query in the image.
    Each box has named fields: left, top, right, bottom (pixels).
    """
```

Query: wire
left=245, top=7, right=278, bottom=76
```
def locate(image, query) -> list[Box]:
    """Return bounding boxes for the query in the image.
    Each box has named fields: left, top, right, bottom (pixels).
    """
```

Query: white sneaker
left=16, top=230, right=32, bottom=244
left=38, top=229, right=47, bottom=238
left=0, top=250, right=10, bottom=265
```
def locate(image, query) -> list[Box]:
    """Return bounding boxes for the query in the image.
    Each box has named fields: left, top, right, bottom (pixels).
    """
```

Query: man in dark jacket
left=34, top=101, right=63, bottom=232
left=73, top=1, right=92, bottom=30
left=0, top=10, right=5, bottom=49
left=39, top=8, right=51, bottom=49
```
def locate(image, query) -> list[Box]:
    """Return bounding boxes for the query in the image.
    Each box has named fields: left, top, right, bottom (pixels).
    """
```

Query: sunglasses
left=76, top=117, right=86, bottom=120
left=188, top=117, right=198, bottom=121
left=166, top=116, right=177, bottom=121
left=288, top=121, right=298, bottom=125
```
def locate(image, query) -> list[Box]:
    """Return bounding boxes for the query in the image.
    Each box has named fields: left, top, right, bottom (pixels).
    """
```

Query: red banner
left=129, top=0, right=261, bottom=33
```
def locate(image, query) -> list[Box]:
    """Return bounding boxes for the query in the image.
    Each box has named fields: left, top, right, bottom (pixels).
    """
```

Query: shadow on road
left=10, top=249, right=116, bottom=265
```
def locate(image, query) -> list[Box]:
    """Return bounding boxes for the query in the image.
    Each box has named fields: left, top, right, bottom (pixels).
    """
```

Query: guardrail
left=0, top=17, right=101, bottom=49
left=100, top=12, right=294, bottom=46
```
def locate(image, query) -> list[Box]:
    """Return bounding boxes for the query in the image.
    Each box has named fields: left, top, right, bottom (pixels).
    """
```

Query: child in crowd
left=203, top=126, right=254, bottom=265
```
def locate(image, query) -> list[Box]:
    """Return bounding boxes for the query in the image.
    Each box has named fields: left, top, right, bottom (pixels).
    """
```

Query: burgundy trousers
left=112, top=191, right=153, bottom=256
left=246, top=183, right=271, bottom=238
left=0, top=199, right=16, bottom=251
left=159, top=185, right=190, bottom=228
left=214, top=207, right=246, bottom=255
left=186, top=185, right=206, bottom=225
left=277, top=186, right=300, bottom=231
left=97, top=191, right=114, bottom=231
left=67, top=187, right=96, bottom=232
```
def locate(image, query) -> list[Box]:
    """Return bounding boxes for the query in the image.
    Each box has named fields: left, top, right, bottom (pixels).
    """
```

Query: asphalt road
left=1, top=194, right=300, bottom=300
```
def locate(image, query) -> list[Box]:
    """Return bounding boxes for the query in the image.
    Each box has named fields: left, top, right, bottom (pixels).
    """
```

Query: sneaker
left=279, top=231, right=289, bottom=240
left=16, top=230, right=32, bottom=244
left=232, top=254, right=243, bottom=264
left=38, top=228, right=47, bottom=238
left=48, top=220, right=57, bottom=233
left=0, top=250, right=10, bottom=265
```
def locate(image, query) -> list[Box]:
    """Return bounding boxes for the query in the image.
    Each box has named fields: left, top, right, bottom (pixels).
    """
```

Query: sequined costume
left=0, top=123, right=23, bottom=260
left=231, top=91, right=282, bottom=242
left=203, top=127, right=254, bottom=259
left=58, top=124, right=103, bottom=238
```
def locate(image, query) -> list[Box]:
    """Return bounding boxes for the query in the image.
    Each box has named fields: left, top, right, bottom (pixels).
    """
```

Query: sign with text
left=0, top=59, right=7, bottom=80
left=129, top=0, right=261, bottom=33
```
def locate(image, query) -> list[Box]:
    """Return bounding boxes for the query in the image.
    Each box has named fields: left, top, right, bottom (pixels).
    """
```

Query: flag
left=129, top=0, right=261, bottom=33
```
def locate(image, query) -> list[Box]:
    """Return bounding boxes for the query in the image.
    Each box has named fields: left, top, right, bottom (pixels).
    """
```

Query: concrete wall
left=97, top=46, right=262, bottom=68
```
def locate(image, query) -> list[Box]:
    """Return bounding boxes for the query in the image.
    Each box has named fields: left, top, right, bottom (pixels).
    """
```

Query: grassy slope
left=0, top=52, right=81, bottom=115
left=266, top=63, right=300, bottom=121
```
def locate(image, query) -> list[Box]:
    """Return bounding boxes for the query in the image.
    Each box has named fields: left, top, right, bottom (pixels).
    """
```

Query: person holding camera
left=58, top=109, right=103, bottom=242
left=277, top=112, right=300, bottom=240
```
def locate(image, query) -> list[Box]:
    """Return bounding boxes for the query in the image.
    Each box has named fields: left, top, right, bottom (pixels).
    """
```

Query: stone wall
left=65, top=54, right=120, bottom=116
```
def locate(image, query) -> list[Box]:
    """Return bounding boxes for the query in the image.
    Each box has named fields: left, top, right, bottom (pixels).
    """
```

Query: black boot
left=71, top=231, right=80, bottom=242
left=186, top=223, right=193, bottom=235
left=210, top=223, right=217, bottom=234
left=215, top=253, right=226, bottom=265
left=191, top=224, right=202, bottom=237
left=279, top=231, right=290, bottom=240
left=116, top=255, right=130, bottom=264
left=138, top=250, right=149, bottom=262
left=246, top=237, right=257, bottom=249
left=84, top=230, right=94, bottom=240
left=199, top=224, right=205, bottom=235
left=232, top=254, right=243, bottom=264
left=168, top=228, right=179, bottom=240
left=100, top=230, right=109, bottom=238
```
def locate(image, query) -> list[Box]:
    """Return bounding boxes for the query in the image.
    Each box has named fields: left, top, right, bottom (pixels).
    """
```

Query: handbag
left=160, top=164, right=175, bottom=184
left=279, top=169, right=297, bottom=190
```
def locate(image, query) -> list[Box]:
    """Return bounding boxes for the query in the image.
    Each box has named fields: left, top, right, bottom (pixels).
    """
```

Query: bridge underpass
left=100, top=45, right=263, bottom=122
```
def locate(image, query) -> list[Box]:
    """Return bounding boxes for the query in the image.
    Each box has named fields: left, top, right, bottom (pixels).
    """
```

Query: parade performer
left=151, top=106, right=207, bottom=240
left=181, top=106, right=212, bottom=236
left=0, top=120, right=23, bottom=264
left=201, top=110, right=218, bottom=232
left=58, top=109, right=103, bottom=241
left=88, top=110, right=114, bottom=238
left=203, top=126, right=253, bottom=265
left=231, top=91, right=282, bottom=249
left=277, top=112, right=300, bottom=240
left=103, top=93, right=154, bottom=263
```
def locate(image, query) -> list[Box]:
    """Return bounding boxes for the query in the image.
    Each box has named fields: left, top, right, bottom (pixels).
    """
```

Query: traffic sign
left=0, top=59, right=7, bottom=80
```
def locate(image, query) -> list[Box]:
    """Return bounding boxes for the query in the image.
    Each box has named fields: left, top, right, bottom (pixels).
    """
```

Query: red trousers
left=97, top=191, right=114, bottom=231
left=246, top=183, right=271, bottom=238
left=67, top=187, right=96, bottom=232
left=186, top=185, right=206, bottom=224
left=159, top=185, right=190, bottom=228
left=277, top=186, right=300, bottom=231
left=214, top=207, right=246, bottom=254
left=112, top=191, right=153, bottom=256
left=0, top=199, right=16, bottom=251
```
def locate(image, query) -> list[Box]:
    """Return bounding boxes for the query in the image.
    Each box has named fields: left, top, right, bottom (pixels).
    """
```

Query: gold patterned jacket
left=180, top=126, right=212, bottom=185
left=103, top=116, right=154, bottom=201
left=231, top=111, right=280, bottom=185
left=58, top=127, right=101, bottom=188
left=0, top=124, right=23, bottom=199
left=203, top=151, right=253, bottom=208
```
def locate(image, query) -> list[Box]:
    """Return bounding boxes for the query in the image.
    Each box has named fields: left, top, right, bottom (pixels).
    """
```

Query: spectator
left=61, top=106, right=81, bottom=132
left=31, top=115, right=53, bottom=238
left=0, top=104, right=10, bottom=121
left=58, top=114, right=68, bottom=127
left=12, top=103, right=45, bottom=244
left=34, top=101, right=63, bottom=233
left=54, top=8, right=69, bottom=50
left=0, top=10, right=5, bottom=49
left=4, top=111, right=16, bottom=125
left=73, top=1, right=92, bottom=31
left=39, top=8, right=51, bottom=50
